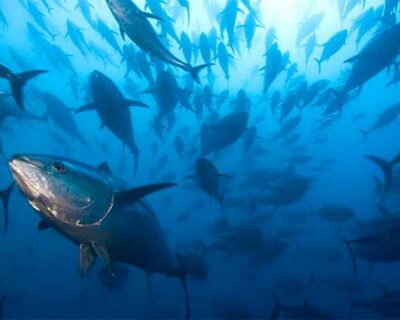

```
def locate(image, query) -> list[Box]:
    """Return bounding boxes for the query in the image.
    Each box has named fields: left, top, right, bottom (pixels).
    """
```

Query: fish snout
left=8, top=155, right=44, bottom=182
left=9, top=155, right=37, bottom=171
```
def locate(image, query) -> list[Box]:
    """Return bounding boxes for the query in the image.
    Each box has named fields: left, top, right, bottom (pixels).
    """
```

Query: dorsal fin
left=76, top=103, right=96, bottom=113
left=116, top=183, right=177, bottom=206
left=98, top=162, right=112, bottom=174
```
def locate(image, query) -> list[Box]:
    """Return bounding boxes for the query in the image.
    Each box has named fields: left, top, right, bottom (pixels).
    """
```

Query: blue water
left=1, top=0, right=400, bottom=319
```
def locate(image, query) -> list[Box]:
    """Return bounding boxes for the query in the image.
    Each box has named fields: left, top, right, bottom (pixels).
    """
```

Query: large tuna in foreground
left=9, top=155, right=205, bottom=319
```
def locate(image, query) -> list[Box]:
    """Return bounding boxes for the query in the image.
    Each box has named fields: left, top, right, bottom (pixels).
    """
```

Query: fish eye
left=52, top=162, right=66, bottom=174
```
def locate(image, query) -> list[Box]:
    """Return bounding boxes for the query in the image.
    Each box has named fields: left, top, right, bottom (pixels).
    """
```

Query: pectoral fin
left=91, top=242, right=114, bottom=275
left=76, top=103, right=96, bottom=114
left=79, top=243, right=97, bottom=277
left=124, top=99, right=149, bottom=108
left=116, top=183, right=177, bottom=206
left=344, top=53, right=365, bottom=64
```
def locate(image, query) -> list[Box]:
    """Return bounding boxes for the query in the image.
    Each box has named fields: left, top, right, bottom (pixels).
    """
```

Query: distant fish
left=0, top=8, right=8, bottom=29
left=217, top=42, right=232, bottom=81
left=285, top=63, right=298, bottom=86
left=261, top=43, right=282, bottom=94
left=274, top=116, right=302, bottom=139
left=106, top=0, right=210, bottom=82
left=65, top=19, right=89, bottom=56
left=364, top=152, right=400, bottom=191
left=200, top=111, right=248, bottom=155
left=359, top=103, right=400, bottom=140
left=0, top=183, right=15, bottom=234
left=177, top=0, right=190, bottom=24
left=180, top=31, right=193, bottom=65
left=75, top=0, right=95, bottom=27
left=26, top=0, right=56, bottom=39
left=303, top=34, right=316, bottom=65
left=40, top=91, right=87, bottom=146
left=8, top=48, right=30, bottom=71
left=237, top=12, right=263, bottom=50
left=219, top=0, right=242, bottom=49
left=315, top=30, right=347, bottom=74
left=296, top=13, right=324, bottom=47
left=39, top=0, right=52, bottom=14
left=0, top=64, right=47, bottom=110
left=185, top=158, right=232, bottom=209
left=76, top=70, right=148, bottom=174
left=95, top=18, right=122, bottom=55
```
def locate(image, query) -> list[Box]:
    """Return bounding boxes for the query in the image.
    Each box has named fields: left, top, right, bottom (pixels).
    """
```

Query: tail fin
left=364, top=155, right=395, bottom=191
left=176, top=252, right=192, bottom=320
left=189, top=63, right=213, bottom=83
left=314, top=58, right=322, bottom=74
left=0, top=183, right=15, bottom=233
left=342, top=236, right=357, bottom=278
left=11, top=70, right=48, bottom=109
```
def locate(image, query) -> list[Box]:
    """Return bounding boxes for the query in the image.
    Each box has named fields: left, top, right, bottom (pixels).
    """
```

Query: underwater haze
left=1, top=0, right=400, bottom=319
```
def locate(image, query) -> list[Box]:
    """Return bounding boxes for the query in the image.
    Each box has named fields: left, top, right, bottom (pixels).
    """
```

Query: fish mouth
left=9, top=155, right=40, bottom=173
left=8, top=155, right=46, bottom=200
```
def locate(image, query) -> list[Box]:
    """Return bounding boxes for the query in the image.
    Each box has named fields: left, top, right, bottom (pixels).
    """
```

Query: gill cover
left=10, top=156, right=115, bottom=226
left=44, top=163, right=114, bottom=225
